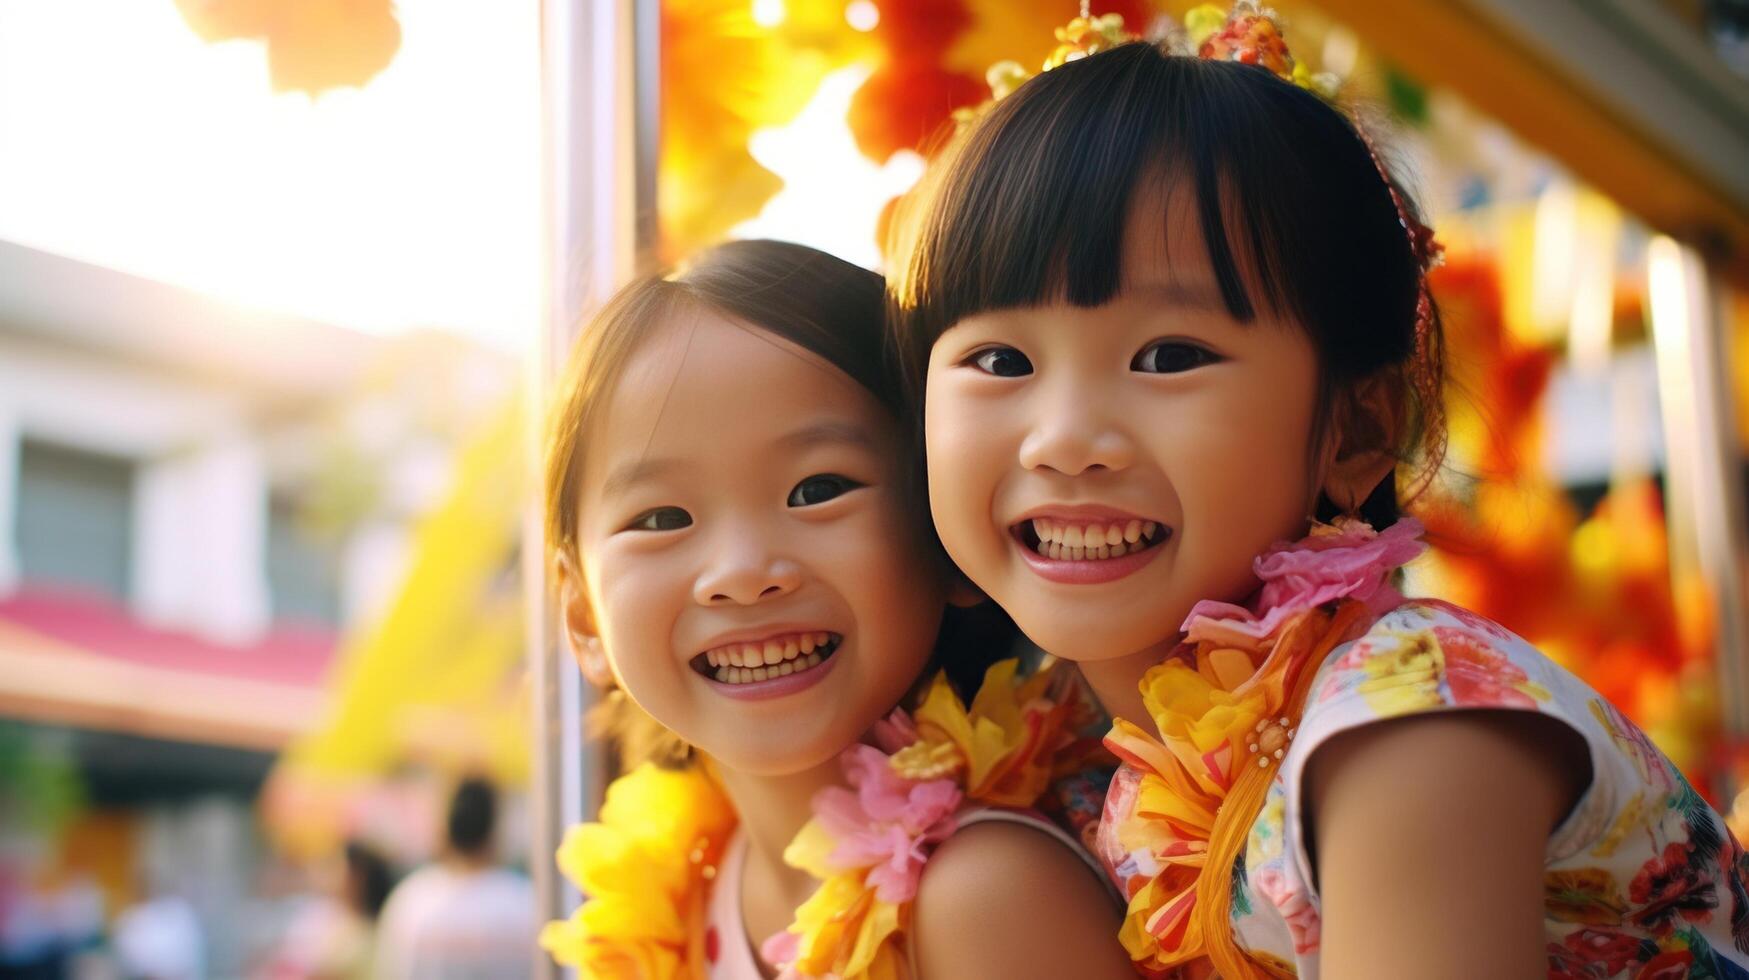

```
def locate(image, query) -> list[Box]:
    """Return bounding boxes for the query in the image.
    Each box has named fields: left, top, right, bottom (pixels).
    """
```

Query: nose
left=1017, top=383, right=1136, bottom=476
left=692, top=527, right=803, bottom=606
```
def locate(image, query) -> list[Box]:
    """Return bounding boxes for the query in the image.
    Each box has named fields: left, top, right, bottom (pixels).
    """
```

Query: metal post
left=1648, top=236, right=1749, bottom=774
left=529, top=0, right=658, bottom=973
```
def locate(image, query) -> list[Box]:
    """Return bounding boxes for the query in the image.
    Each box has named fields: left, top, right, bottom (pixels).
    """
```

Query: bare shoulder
left=911, top=819, right=1134, bottom=980
left=1308, top=709, right=1589, bottom=835
left=1306, top=710, right=1590, bottom=977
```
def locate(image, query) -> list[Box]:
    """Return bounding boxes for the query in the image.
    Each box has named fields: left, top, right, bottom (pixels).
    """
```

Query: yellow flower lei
left=539, top=763, right=736, bottom=979
left=1102, top=604, right=1363, bottom=979
left=542, top=658, right=1100, bottom=980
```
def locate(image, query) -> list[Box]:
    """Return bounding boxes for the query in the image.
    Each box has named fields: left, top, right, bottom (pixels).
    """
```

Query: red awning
left=0, top=588, right=338, bottom=750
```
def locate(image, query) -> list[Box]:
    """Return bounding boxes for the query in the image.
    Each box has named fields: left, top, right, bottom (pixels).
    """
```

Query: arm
left=911, top=820, right=1135, bottom=980
left=1307, top=710, right=1588, bottom=980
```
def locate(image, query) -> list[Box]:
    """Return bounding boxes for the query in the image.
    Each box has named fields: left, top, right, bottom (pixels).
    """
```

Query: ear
left=555, top=551, right=615, bottom=688
left=1320, top=373, right=1403, bottom=516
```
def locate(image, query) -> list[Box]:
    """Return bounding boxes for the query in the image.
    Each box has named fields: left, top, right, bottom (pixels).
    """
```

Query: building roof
left=0, top=239, right=379, bottom=402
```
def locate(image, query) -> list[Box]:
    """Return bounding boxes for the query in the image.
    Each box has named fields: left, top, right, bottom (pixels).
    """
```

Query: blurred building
left=0, top=239, right=517, bottom=974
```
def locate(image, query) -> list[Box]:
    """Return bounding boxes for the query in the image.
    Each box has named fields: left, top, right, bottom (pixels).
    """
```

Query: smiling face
left=563, top=309, right=947, bottom=776
left=922, top=184, right=1331, bottom=664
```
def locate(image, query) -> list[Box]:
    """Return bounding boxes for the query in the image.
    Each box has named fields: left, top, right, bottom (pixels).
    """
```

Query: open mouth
left=689, top=631, right=843, bottom=686
left=1013, top=517, right=1170, bottom=561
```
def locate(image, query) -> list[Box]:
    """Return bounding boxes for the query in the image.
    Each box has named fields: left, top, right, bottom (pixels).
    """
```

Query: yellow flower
left=1248, top=793, right=1287, bottom=866
left=784, top=873, right=904, bottom=980
left=1591, top=791, right=1657, bottom=859
left=906, top=659, right=1070, bottom=807
left=1141, top=660, right=1269, bottom=795
left=539, top=913, right=685, bottom=978
left=1184, top=4, right=1228, bottom=48
left=1354, top=631, right=1445, bottom=716
left=889, top=737, right=964, bottom=781
left=1545, top=868, right=1629, bottom=926
left=543, top=764, right=735, bottom=977
left=782, top=819, right=839, bottom=881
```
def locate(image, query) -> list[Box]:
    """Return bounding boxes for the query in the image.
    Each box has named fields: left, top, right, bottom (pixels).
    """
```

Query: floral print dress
left=1241, top=598, right=1749, bottom=979
left=1097, top=519, right=1749, bottom=980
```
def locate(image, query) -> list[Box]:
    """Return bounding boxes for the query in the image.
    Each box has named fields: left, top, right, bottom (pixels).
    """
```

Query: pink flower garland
left=812, top=743, right=961, bottom=903
left=1183, top=517, right=1427, bottom=648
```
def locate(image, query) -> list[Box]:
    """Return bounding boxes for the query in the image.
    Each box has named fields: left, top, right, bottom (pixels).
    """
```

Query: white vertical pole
left=1648, top=236, right=1749, bottom=770
left=529, top=0, right=657, bottom=973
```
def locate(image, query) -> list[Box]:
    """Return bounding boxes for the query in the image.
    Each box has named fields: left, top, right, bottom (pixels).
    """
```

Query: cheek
left=1159, top=373, right=1320, bottom=555
left=824, top=508, right=944, bottom=664
left=923, top=383, right=1006, bottom=527
left=587, top=551, right=682, bottom=672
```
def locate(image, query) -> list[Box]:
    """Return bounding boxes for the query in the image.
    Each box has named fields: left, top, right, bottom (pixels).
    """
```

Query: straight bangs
left=890, top=42, right=1421, bottom=387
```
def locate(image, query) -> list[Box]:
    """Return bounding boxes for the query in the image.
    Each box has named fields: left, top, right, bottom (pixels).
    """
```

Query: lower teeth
left=715, top=651, right=824, bottom=685
left=1032, top=537, right=1157, bottom=561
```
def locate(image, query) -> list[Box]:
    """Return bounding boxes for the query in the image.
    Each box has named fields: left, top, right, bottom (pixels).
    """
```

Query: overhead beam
left=1314, top=0, right=1749, bottom=285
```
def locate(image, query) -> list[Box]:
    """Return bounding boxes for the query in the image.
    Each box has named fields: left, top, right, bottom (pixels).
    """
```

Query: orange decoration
left=175, top=0, right=400, bottom=95
left=847, top=0, right=984, bottom=161
left=1418, top=258, right=1721, bottom=798
left=657, top=0, right=843, bottom=259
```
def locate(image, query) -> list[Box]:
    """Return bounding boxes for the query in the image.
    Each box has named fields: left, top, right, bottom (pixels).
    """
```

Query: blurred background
left=0, top=0, right=1746, bottom=976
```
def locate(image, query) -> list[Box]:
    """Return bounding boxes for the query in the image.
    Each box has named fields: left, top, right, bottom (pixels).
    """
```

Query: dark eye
left=788, top=474, right=863, bottom=507
left=626, top=507, right=692, bottom=531
left=969, top=346, right=1033, bottom=377
left=1132, top=340, right=1221, bottom=374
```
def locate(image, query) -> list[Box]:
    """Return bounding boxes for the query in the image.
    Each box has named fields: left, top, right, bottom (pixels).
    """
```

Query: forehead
left=1117, top=172, right=1224, bottom=294
left=584, top=310, right=888, bottom=478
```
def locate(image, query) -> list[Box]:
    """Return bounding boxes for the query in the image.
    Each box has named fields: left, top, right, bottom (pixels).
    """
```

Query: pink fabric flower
left=759, top=931, right=800, bottom=976
left=813, top=745, right=960, bottom=902
left=869, top=707, right=920, bottom=755
left=1183, top=518, right=1426, bottom=646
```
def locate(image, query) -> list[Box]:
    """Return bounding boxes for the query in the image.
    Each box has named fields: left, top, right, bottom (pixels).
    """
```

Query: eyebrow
left=776, top=420, right=877, bottom=452
left=600, top=456, right=679, bottom=498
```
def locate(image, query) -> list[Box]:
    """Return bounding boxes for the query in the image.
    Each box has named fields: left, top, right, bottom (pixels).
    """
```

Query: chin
left=709, top=733, right=847, bottom=778
left=1017, top=616, right=1172, bottom=664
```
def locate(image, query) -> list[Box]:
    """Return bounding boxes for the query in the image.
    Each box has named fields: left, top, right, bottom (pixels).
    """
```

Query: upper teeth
left=1032, top=519, right=1156, bottom=547
left=1028, top=519, right=1161, bottom=561
left=704, top=631, right=832, bottom=669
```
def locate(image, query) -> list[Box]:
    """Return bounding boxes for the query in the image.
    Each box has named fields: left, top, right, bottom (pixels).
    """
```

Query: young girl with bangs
left=889, top=7, right=1749, bottom=978
left=538, top=239, right=1133, bottom=979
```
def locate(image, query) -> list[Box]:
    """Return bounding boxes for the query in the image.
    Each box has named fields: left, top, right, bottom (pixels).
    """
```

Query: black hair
left=546, top=240, right=1016, bottom=771
left=446, top=776, right=496, bottom=857
left=342, top=839, right=393, bottom=920
left=891, top=42, right=1445, bottom=526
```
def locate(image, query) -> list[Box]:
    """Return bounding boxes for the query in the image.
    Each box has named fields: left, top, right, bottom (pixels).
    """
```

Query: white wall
left=135, top=438, right=269, bottom=643
left=0, top=337, right=270, bottom=641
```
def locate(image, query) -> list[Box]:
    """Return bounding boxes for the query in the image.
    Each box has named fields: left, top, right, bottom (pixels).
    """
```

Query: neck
left=1074, top=639, right=1179, bottom=740
left=712, top=753, right=844, bottom=919
left=444, top=850, right=491, bottom=873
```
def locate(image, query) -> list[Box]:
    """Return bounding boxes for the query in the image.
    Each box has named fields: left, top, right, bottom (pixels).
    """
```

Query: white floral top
left=1223, top=598, right=1749, bottom=979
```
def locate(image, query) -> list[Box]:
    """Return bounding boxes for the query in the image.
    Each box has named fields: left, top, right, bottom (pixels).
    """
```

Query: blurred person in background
left=112, top=870, right=203, bottom=980
left=372, top=778, right=534, bottom=979
left=259, top=840, right=392, bottom=980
